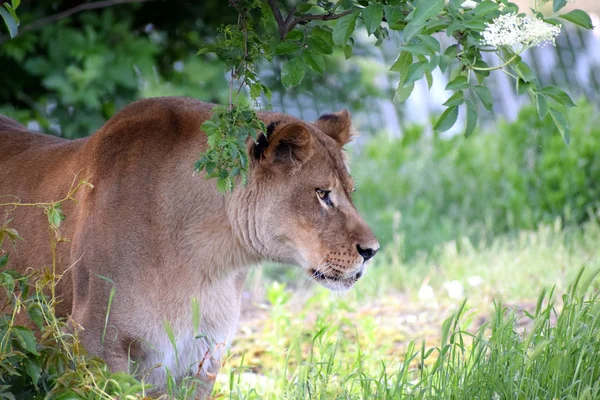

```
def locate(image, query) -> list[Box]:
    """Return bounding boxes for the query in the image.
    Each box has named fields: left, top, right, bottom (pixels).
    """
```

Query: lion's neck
left=176, top=212, right=260, bottom=281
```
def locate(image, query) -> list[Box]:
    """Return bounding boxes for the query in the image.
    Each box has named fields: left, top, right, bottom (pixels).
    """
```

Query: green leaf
left=3, top=3, right=17, bottom=20
left=286, top=30, right=304, bottom=41
left=401, top=43, right=433, bottom=56
left=403, top=0, right=444, bottom=41
left=517, top=79, right=531, bottom=95
left=312, top=26, right=333, bottom=43
left=404, top=61, right=428, bottom=85
left=302, top=51, right=325, bottom=75
left=416, top=34, right=440, bottom=53
left=0, top=253, right=7, bottom=268
left=249, top=83, right=262, bottom=99
left=473, top=1, right=500, bottom=16
left=216, top=177, right=232, bottom=193
left=281, top=58, right=305, bottom=89
left=390, top=51, right=413, bottom=76
left=443, top=91, right=464, bottom=107
left=12, top=0, right=21, bottom=9
left=559, top=10, right=594, bottom=30
left=464, top=100, right=477, bottom=137
left=24, top=359, right=41, bottom=385
left=536, top=93, right=549, bottom=119
left=47, top=204, right=66, bottom=228
left=343, top=44, right=353, bottom=59
left=434, top=106, right=459, bottom=132
left=275, top=41, right=299, bottom=55
left=446, top=21, right=464, bottom=37
left=423, top=18, right=449, bottom=34
left=539, top=85, right=576, bottom=107
left=363, top=3, right=383, bottom=35
left=308, top=35, right=333, bottom=54
left=0, top=271, right=15, bottom=293
left=515, top=61, right=535, bottom=82
left=472, top=85, right=493, bottom=110
left=394, top=82, right=414, bottom=103
left=295, top=3, right=312, bottom=13
left=553, top=0, right=568, bottom=13
left=440, top=45, right=457, bottom=72
left=27, top=303, right=44, bottom=329
left=384, top=5, right=405, bottom=30
left=443, top=44, right=458, bottom=58
left=0, top=7, right=18, bottom=39
left=549, top=107, right=571, bottom=145
left=463, top=19, right=486, bottom=31
left=472, top=60, right=490, bottom=81
left=13, top=326, right=39, bottom=355
left=52, top=390, right=86, bottom=400
left=445, top=76, right=469, bottom=90
left=333, top=12, right=358, bottom=46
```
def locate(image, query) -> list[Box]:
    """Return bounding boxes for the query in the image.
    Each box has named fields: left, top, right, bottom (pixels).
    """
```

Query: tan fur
left=0, top=97, right=378, bottom=397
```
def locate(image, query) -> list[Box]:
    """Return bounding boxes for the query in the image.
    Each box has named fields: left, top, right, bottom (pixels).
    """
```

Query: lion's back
left=0, top=116, right=67, bottom=159
left=0, top=116, right=84, bottom=198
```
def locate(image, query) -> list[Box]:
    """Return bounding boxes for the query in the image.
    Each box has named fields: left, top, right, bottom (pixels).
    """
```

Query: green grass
left=218, top=220, right=600, bottom=399
left=216, top=274, right=600, bottom=399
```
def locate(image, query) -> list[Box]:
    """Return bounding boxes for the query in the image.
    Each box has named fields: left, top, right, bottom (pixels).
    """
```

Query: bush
left=353, top=100, right=600, bottom=259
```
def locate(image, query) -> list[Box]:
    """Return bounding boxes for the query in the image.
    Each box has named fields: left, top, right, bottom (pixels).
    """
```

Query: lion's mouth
left=309, top=268, right=363, bottom=290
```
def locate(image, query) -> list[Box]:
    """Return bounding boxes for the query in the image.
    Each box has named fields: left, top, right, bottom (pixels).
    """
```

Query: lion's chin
left=307, top=268, right=360, bottom=292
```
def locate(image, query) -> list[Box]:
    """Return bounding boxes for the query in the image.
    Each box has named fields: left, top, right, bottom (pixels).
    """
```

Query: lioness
left=0, top=97, right=378, bottom=396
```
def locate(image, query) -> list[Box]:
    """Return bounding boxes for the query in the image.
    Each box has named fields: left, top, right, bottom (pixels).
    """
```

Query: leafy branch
left=267, top=0, right=355, bottom=39
left=195, top=105, right=266, bottom=193
left=195, top=0, right=594, bottom=190
left=1, top=177, right=93, bottom=236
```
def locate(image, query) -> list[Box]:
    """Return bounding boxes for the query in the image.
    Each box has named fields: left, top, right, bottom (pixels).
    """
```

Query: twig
left=0, top=0, right=159, bottom=44
left=287, top=9, right=355, bottom=33
left=266, top=0, right=356, bottom=39
left=267, top=0, right=287, bottom=38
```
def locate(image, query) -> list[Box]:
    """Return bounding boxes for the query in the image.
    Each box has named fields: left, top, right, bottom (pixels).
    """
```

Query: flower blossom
left=482, top=13, right=562, bottom=49
left=443, top=280, right=464, bottom=299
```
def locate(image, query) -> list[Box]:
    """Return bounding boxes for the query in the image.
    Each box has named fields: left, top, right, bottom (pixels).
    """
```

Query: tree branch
left=266, top=0, right=355, bottom=39
left=0, top=0, right=158, bottom=44
left=286, top=9, right=354, bottom=34
left=267, top=0, right=287, bottom=38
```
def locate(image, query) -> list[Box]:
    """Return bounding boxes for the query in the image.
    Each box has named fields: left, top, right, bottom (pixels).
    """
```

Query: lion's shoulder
left=97, top=97, right=214, bottom=135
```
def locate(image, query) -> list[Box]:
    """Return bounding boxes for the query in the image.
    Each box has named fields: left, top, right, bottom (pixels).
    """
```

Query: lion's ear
left=313, top=110, right=353, bottom=146
left=251, top=122, right=314, bottom=169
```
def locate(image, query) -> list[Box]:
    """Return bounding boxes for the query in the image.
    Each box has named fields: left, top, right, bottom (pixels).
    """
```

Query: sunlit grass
left=218, top=220, right=600, bottom=399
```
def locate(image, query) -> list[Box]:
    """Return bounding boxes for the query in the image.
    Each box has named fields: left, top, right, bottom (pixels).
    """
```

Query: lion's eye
left=316, top=189, right=333, bottom=207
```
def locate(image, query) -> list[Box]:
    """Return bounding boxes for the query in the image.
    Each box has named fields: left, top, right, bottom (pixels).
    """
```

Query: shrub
left=353, top=100, right=600, bottom=259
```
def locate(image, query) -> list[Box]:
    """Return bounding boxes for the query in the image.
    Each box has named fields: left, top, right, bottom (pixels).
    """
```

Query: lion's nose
left=356, top=244, right=378, bottom=262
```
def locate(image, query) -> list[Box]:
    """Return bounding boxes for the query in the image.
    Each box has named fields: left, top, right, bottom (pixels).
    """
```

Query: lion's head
left=230, top=110, right=379, bottom=291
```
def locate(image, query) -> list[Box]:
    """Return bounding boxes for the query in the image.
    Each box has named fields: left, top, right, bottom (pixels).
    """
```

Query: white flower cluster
left=482, top=13, right=562, bottom=49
